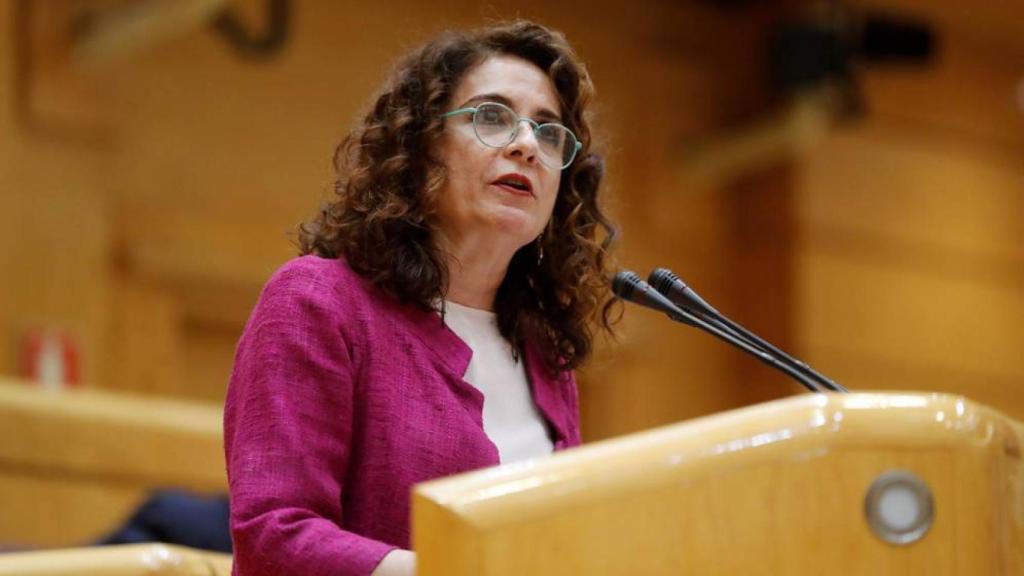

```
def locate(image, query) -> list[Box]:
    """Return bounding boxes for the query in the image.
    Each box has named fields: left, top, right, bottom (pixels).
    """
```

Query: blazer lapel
left=523, top=342, right=574, bottom=450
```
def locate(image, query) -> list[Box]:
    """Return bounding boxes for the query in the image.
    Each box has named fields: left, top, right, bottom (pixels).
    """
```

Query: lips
left=491, top=173, right=534, bottom=196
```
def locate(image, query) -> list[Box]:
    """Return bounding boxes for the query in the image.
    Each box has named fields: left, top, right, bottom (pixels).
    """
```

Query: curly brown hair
left=298, top=20, right=617, bottom=373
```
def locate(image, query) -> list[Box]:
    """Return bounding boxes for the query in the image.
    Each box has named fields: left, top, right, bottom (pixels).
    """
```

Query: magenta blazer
left=224, top=256, right=582, bottom=576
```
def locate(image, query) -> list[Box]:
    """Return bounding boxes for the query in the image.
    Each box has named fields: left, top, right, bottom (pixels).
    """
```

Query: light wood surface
left=0, top=543, right=231, bottom=576
left=414, top=392, right=1024, bottom=575
left=0, top=378, right=224, bottom=546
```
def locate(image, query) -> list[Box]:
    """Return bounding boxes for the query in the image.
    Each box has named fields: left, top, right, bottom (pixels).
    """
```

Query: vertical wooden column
left=693, top=1, right=807, bottom=406
left=725, top=164, right=803, bottom=405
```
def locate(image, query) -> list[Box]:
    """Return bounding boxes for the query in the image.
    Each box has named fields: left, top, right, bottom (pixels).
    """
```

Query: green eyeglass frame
left=440, top=101, right=583, bottom=170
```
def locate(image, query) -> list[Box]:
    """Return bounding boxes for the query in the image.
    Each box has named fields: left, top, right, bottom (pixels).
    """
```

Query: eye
left=537, top=126, right=566, bottom=147
left=477, top=106, right=508, bottom=126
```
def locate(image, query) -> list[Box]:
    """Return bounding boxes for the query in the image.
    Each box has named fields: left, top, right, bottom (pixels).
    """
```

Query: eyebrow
left=459, top=93, right=562, bottom=123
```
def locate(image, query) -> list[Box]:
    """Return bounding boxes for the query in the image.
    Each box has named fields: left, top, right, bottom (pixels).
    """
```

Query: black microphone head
left=648, top=267, right=719, bottom=316
left=612, top=270, right=692, bottom=323
left=611, top=270, right=643, bottom=300
left=648, top=268, right=683, bottom=295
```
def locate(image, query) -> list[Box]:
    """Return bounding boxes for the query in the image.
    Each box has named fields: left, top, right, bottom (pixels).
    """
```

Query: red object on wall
left=20, top=329, right=81, bottom=389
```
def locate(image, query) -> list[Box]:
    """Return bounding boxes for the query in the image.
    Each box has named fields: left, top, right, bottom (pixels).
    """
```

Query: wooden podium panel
left=414, top=393, right=1023, bottom=575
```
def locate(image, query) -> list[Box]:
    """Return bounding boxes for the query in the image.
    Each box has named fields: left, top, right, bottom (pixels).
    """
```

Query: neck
left=440, top=231, right=521, bottom=312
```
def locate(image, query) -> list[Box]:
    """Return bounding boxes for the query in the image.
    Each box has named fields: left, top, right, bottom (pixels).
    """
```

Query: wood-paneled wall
left=794, top=0, right=1024, bottom=418
left=796, top=125, right=1024, bottom=417
left=3, top=0, right=1022, bottom=446
left=0, top=0, right=111, bottom=387
left=53, top=1, right=773, bottom=433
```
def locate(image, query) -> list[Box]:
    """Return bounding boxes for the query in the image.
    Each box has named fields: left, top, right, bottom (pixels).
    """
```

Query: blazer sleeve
left=224, top=262, right=396, bottom=576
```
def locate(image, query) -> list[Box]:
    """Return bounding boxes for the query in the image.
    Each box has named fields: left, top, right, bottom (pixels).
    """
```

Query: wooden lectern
left=414, top=393, right=1023, bottom=575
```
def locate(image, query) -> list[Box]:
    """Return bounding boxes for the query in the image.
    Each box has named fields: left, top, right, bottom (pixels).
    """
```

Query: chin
left=489, top=207, right=544, bottom=240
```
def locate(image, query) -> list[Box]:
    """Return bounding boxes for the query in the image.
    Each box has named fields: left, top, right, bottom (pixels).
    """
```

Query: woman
left=224, top=20, right=617, bottom=576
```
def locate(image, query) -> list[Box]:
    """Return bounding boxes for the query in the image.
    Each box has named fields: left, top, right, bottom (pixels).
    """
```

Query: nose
left=503, top=119, right=539, bottom=164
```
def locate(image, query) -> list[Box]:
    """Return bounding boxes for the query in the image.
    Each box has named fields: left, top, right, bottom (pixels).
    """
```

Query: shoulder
left=239, top=255, right=379, bottom=343
left=256, top=255, right=377, bottom=314
left=264, top=254, right=366, bottom=297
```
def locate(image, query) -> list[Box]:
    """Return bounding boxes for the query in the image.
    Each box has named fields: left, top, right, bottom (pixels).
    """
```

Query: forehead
left=451, top=54, right=560, bottom=118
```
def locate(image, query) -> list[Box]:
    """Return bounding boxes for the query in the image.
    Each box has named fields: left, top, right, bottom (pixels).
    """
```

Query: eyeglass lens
left=473, top=103, right=576, bottom=168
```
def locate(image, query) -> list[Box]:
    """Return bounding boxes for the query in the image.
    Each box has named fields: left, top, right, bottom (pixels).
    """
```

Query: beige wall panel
left=583, top=66, right=749, bottom=436
left=0, top=1, right=111, bottom=385
left=797, top=251, right=1024, bottom=377
left=0, top=159, right=111, bottom=384
left=857, top=0, right=1024, bottom=149
left=795, top=125, right=1024, bottom=418
left=180, top=324, right=238, bottom=402
left=567, top=4, right=755, bottom=435
left=580, top=304, right=738, bottom=440
left=798, top=127, right=1024, bottom=262
left=795, top=254, right=1024, bottom=411
left=103, top=278, right=185, bottom=397
left=0, top=0, right=11, bottom=132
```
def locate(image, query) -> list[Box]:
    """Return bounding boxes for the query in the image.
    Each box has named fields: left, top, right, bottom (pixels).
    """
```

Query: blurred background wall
left=1, top=0, right=1022, bottom=547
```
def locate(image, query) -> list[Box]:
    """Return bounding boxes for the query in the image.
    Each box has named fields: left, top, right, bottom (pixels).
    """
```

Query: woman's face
left=434, top=54, right=563, bottom=253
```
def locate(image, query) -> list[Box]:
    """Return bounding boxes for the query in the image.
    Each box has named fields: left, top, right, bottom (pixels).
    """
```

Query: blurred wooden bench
left=0, top=378, right=225, bottom=547
left=0, top=543, right=231, bottom=575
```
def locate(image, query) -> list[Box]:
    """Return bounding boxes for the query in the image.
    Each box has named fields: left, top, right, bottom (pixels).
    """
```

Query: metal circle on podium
left=864, top=470, right=935, bottom=545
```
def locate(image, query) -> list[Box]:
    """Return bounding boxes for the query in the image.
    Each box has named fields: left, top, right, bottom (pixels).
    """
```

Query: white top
left=442, top=300, right=554, bottom=464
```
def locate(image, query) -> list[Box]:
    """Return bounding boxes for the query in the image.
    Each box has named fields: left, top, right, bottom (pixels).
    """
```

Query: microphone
left=648, top=268, right=848, bottom=393
left=647, top=268, right=718, bottom=317
left=612, top=271, right=825, bottom=393
left=611, top=271, right=694, bottom=326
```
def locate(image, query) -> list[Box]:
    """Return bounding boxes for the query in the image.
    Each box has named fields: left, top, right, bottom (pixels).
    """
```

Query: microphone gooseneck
left=647, top=268, right=848, bottom=393
left=612, top=270, right=826, bottom=393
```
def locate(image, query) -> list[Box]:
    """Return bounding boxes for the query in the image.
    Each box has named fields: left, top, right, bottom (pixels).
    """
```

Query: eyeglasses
left=441, top=101, right=582, bottom=170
